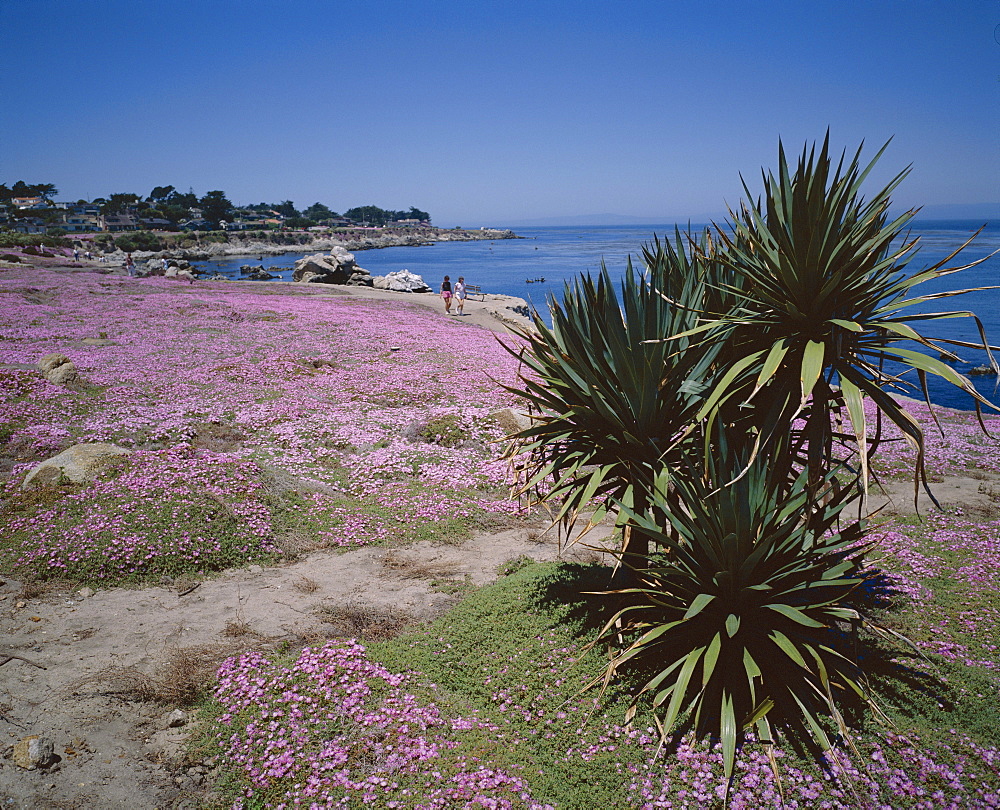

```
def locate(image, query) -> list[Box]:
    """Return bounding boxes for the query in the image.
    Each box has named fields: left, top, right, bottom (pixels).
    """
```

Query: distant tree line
left=0, top=181, right=59, bottom=201
left=1, top=180, right=432, bottom=231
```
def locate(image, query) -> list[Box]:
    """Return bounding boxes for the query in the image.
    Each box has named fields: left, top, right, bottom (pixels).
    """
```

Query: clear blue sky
left=2, top=0, right=997, bottom=226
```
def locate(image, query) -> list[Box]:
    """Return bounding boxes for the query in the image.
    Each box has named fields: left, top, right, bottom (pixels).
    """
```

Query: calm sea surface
left=196, top=220, right=1000, bottom=410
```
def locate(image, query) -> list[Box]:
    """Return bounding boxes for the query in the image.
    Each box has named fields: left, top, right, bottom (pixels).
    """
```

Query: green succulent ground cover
left=197, top=558, right=1000, bottom=808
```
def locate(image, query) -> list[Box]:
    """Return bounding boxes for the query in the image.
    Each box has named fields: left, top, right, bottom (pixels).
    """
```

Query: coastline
left=134, top=226, right=518, bottom=261
left=4, top=250, right=535, bottom=336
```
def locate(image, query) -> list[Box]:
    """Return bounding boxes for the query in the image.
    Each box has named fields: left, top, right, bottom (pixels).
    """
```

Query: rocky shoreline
left=131, top=226, right=518, bottom=263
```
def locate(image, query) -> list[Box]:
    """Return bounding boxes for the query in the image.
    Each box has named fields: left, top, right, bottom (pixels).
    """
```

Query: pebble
left=77, top=587, right=95, bottom=598
left=13, top=735, right=57, bottom=770
left=165, top=709, right=188, bottom=728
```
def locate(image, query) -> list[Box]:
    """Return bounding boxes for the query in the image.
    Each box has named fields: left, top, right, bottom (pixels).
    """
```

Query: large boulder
left=38, top=353, right=78, bottom=385
left=22, top=442, right=131, bottom=489
left=292, top=249, right=372, bottom=286
left=165, top=267, right=196, bottom=283
left=490, top=408, right=532, bottom=437
left=482, top=295, right=533, bottom=330
left=372, top=270, right=431, bottom=293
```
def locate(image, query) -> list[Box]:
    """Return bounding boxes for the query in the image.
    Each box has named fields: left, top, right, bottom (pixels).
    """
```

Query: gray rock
left=165, top=267, right=196, bottom=283
left=292, top=250, right=370, bottom=285
left=483, top=295, right=533, bottom=328
left=22, top=442, right=131, bottom=489
left=77, top=586, right=95, bottom=598
left=490, top=408, right=533, bottom=437
left=13, top=735, right=57, bottom=770
left=372, top=270, right=431, bottom=293
left=347, top=271, right=373, bottom=287
left=165, top=709, right=188, bottom=728
left=248, top=564, right=263, bottom=575
left=38, top=353, right=78, bottom=385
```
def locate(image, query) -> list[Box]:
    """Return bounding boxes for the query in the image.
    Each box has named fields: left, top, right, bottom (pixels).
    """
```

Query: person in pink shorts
left=440, top=275, right=453, bottom=314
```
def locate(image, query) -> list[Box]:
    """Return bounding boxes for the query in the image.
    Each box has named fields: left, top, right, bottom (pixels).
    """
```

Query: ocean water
left=196, top=220, right=1000, bottom=410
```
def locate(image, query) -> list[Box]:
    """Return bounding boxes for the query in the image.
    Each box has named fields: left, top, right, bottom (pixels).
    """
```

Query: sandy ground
left=0, top=518, right=614, bottom=809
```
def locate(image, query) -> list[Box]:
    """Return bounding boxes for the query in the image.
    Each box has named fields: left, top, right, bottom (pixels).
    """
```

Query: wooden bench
left=464, top=284, right=486, bottom=301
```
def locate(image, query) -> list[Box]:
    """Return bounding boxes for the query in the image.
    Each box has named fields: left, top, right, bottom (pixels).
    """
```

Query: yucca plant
left=503, top=231, right=720, bottom=566
left=688, top=133, right=998, bottom=501
left=589, top=447, right=884, bottom=796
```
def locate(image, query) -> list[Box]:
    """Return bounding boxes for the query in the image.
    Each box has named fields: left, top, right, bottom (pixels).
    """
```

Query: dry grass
left=316, top=603, right=414, bottom=642
left=16, top=581, right=50, bottom=600
left=381, top=550, right=458, bottom=581
left=222, top=619, right=253, bottom=637
left=66, top=641, right=258, bottom=706
left=292, top=576, right=319, bottom=594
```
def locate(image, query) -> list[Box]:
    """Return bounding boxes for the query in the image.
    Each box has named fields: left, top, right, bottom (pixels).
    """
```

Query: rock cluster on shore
left=292, top=247, right=372, bottom=285
left=372, top=270, right=432, bottom=293
left=122, top=227, right=517, bottom=264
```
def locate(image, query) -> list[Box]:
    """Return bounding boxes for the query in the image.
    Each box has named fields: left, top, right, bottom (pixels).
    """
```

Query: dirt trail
left=0, top=520, right=613, bottom=809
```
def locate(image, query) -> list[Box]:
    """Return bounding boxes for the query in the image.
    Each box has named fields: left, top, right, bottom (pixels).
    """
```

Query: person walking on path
left=440, top=275, right=453, bottom=314
left=125, top=253, right=136, bottom=277
left=454, top=276, right=467, bottom=316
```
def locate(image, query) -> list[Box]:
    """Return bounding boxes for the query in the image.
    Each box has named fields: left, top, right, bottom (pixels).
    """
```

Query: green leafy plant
left=505, top=134, right=999, bottom=798
left=589, top=450, right=888, bottom=794
left=691, top=134, right=998, bottom=500
left=504, top=234, right=721, bottom=565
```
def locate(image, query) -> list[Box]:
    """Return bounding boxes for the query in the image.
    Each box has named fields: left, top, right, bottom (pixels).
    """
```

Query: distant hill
left=494, top=204, right=998, bottom=229
left=909, top=203, right=999, bottom=222
left=498, top=213, right=724, bottom=228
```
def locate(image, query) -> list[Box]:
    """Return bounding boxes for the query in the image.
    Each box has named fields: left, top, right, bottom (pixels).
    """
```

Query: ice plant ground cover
left=2, top=265, right=999, bottom=805
left=203, top=561, right=1000, bottom=808
left=0, top=266, right=524, bottom=582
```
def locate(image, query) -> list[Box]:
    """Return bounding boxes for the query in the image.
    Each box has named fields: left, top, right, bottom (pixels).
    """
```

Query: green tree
left=344, top=205, right=391, bottom=226
left=198, top=190, right=234, bottom=228
left=100, top=193, right=141, bottom=215
left=4, top=181, right=58, bottom=201
left=148, top=185, right=175, bottom=202
left=273, top=200, right=299, bottom=218
left=167, top=190, right=199, bottom=208
left=303, top=202, right=336, bottom=221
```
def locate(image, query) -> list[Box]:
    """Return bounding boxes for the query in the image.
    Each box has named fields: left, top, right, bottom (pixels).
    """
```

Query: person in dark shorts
left=440, top=275, right=453, bottom=314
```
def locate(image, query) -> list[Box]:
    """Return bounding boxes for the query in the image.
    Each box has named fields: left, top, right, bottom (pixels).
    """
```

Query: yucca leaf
left=702, top=633, right=723, bottom=687
left=659, top=648, right=705, bottom=733
left=770, top=630, right=808, bottom=669
left=720, top=689, right=738, bottom=783
left=683, top=592, right=717, bottom=620
left=766, top=604, right=827, bottom=628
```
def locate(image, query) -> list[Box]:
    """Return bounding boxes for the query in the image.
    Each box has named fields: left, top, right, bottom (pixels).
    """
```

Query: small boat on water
left=525, top=277, right=546, bottom=283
